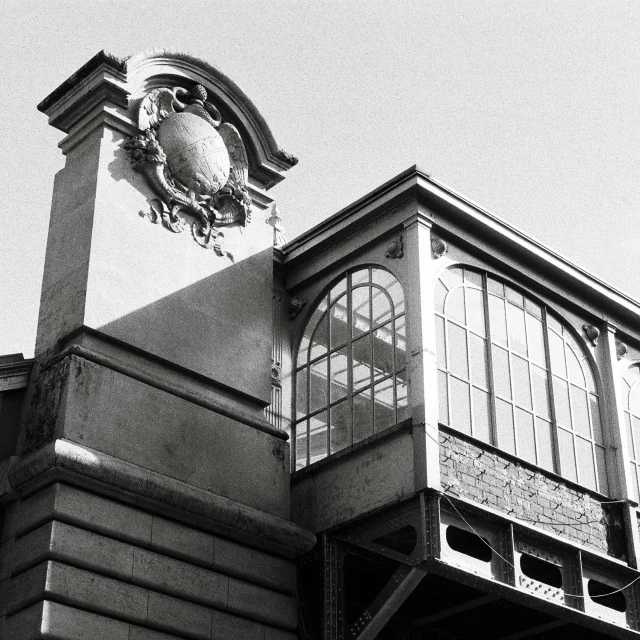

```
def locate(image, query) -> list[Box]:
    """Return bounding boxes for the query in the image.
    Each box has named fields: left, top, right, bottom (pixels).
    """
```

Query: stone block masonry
left=439, top=428, right=627, bottom=560
left=0, top=484, right=298, bottom=639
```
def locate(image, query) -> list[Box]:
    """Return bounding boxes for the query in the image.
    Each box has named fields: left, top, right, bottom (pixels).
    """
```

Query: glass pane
left=329, top=298, right=349, bottom=348
left=310, top=312, right=329, bottom=360
left=352, top=269, right=369, bottom=286
left=309, top=356, right=328, bottom=413
left=297, top=335, right=310, bottom=369
left=557, top=428, right=577, bottom=482
left=353, top=388, right=373, bottom=443
left=295, top=421, right=308, bottom=469
left=371, top=288, right=392, bottom=327
left=548, top=331, right=566, bottom=377
left=435, top=280, right=448, bottom=314
left=532, top=365, right=551, bottom=419
left=352, top=286, right=371, bottom=337
left=570, top=385, right=590, bottom=438
left=512, top=355, right=533, bottom=409
left=566, top=347, right=586, bottom=387
left=505, top=286, right=524, bottom=307
left=450, top=377, right=471, bottom=435
left=526, top=314, right=546, bottom=367
left=439, top=371, right=449, bottom=425
left=516, top=409, right=536, bottom=464
left=371, top=268, right=395, bottom=289
left=525, top=299, right=542, bottom=319
left=536, top=419, right=555, bottom=471
left=373, top=323, right=395, bottom=381
left=397, top=374, right=409, bottom=422
left=309, top=411, right=328, bottom=464
left=595, top=446, right=609, bottom=495
left=352, top=334, right=372, bottom=390
left=395, top=315, right=406, bottom=369
left=487, top=278, right=504, bottom=297
left=489, top=295, right=508, bottom=346
left=633, top=417, right=640, bottom=463
left=469, top=334, right=488, bottom=389
left=387, top=280, right=405, bottom=315
left=496, top=398, right=516, bottom=454
left=630, top=384, right=640, bottom=417
left=464, top=270, right=483, bottom=287
left=507, top=303, right=528, bottom=356
left=492, top=345, right=511, bottom=399
left=576, top=437, right=597, bottom=491
left=330, top=278, right=347, bottom=302
left=448, top=322, right=469, bottom=379
left=547, top=314, right=563, bottom=335
left=626, top=413, right=635, bottom=460
left=553, top=376, right=571, bottom=428
left=466, top=288, right=486, bottom=337
left=436, top=315, right=447, bottom=370
left=440, top=267, right=464, bottom=291
left=329, top=349, right=349, bottom=403
left=446, top=287, right=466, bottom=325
left=473, top=387, right=491, bottom=443
left=296, top=368, right=308, bottom=419
left=330, top=401, right=350, bottom=454
left=374, top=378, right=395, bottom=433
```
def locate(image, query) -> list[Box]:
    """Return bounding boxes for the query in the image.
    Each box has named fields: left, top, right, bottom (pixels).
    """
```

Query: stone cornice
left=0, top=354, right=34, bottom=392
left=4, top=439, right=316, bottom=558
left=38, top=49, right=297, bottom=189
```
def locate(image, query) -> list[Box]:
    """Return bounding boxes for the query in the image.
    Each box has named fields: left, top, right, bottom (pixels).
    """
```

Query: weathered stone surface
left=132, top=547, right=228, bottom=610
left=151, top=515, right=214, bottom=567
left=292, top=426, right=415, bottom=532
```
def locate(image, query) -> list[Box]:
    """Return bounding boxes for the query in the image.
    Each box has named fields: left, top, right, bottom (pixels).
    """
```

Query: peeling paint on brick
left=439, top=430, right=627, bottom=561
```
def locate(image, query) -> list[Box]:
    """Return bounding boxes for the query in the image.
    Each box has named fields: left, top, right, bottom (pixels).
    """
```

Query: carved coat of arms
left=125, top=84, right=251, bottom=258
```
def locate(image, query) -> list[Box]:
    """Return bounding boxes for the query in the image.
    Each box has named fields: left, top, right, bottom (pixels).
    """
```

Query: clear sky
left=1, top=1, right=638, bottom=357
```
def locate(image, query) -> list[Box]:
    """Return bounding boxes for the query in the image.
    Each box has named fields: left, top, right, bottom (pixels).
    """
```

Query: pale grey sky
left=1, top=1, right=639, bottom=357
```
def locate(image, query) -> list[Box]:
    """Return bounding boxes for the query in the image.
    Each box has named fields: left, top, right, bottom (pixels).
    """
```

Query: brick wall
left=439, top=428, right=626, bottom=560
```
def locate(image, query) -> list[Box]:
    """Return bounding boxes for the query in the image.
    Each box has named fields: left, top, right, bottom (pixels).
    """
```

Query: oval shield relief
left=158, top=112, right=230, bottom=194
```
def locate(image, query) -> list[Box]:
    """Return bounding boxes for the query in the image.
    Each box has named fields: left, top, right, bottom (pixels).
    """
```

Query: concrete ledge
left=7, top=521, right=296, bottom=629
left=6, top=440, right=315, bottom=558
left=4, top=600, right=296, bottom=640
left=2, top=484, right=295, bottom=594
left=5, top=563, right=298, bottom=639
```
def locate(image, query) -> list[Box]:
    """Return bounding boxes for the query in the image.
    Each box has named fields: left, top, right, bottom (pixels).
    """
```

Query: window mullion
left=542, top=307, right=561, bottom=475
left=347, top=274, right=354, bottom=448
left=482, top=274, right=499, bottom=446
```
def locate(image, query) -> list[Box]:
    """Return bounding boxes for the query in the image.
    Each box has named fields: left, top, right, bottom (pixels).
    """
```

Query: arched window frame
left=435, top=264, right=609, bottom=494
left=293, top=266, right=408, bottom=470
left=621, top=363, right=640, bottom=501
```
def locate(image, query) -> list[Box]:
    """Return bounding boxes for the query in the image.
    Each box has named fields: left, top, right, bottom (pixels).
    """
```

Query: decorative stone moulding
left=37, top=49, right=299, bottom=257
left=126, top=83, right=252, bottom=259
left=616, top=339, right=628, bottom=361
left=266, top=203, right=287, bottom=248
left=289, top=297, right=307, bottom=319
left=583, top=324, right=600, bottom=347
left=431, top=235, right=448, bottom=259
left=385, top=235, right=404, bottom=259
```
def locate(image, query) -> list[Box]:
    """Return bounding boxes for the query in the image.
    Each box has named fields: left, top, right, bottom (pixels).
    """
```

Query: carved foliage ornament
left=125, top=84, right=252, bottom=259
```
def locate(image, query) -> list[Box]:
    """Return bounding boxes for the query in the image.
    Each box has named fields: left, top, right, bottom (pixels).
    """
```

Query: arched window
left=622, top=366, right=640, bottom=500
left=294, top=267, right=408, bottom=469
left=436, top=266, right=608, bottom=494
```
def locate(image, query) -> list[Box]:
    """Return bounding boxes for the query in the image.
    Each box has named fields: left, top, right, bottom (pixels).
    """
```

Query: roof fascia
left=284, top=167, right=640, bottom=327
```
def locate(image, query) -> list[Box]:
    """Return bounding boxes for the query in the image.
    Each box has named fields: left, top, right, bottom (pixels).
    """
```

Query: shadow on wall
left=99, top=246, right=275, bottom=405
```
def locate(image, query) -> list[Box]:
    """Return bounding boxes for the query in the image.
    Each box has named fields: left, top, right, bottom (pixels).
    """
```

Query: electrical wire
left=443, top=495, right=640, bottom=599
